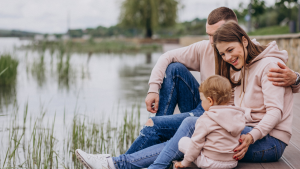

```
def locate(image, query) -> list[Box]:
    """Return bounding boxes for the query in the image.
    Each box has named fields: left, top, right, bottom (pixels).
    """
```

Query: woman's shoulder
left=254, top=57, right=285, bottom=72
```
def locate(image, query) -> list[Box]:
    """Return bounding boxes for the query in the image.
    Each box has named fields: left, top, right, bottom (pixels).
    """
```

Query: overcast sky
left=0, top=0, right=276, bottom=34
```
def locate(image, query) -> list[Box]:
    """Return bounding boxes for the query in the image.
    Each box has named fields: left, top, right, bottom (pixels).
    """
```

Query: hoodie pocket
left=252, top=146, right=278, bottom=162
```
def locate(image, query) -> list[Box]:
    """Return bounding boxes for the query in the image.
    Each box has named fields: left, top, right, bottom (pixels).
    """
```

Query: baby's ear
left=207, top=97, right=214, bottom=106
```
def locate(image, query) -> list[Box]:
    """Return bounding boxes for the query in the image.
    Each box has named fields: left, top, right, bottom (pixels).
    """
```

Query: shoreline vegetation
left=1, top=103, right=142, bottom=169
left=0, top=41, right=150, bottom=169
left=22, top=39, right=162, bottom=54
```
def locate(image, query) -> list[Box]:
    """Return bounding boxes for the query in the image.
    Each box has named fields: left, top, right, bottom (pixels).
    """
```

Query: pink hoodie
left=181, top=105, right=245, bottom=167
left=148, top=40, right=300, bottom=94
left=234, top=41, right=293, bottom=144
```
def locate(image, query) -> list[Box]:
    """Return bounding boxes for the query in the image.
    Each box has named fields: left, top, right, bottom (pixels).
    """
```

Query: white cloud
left=0, top=0, right=276, bottom=34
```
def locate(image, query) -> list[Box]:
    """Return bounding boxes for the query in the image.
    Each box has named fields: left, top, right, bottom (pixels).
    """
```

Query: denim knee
left=140, top=119, right=156, bottom=136
left=181, top=117, right=197, bottom=129
left=166, top=63, right=188, bottom=76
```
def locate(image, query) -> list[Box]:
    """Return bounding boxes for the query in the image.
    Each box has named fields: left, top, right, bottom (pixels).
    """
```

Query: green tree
left=234, top=0, right=266, bottom=28
left=275, top=0, right=298, bottom=21
left=119, top=0, right=180, bottom=38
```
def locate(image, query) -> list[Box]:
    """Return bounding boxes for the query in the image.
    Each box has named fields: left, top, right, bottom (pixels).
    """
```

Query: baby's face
left=200, top=92, right=212, bottom=111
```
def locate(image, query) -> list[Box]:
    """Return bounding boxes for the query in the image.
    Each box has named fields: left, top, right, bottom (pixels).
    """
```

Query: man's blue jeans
left=112, top=63, right=287, bottom=169
left=125, top=63, right=203, bottom=154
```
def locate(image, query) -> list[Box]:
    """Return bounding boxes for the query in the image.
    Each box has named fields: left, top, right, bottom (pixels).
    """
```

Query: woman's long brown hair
left=213, top=21, right=266, bottom=91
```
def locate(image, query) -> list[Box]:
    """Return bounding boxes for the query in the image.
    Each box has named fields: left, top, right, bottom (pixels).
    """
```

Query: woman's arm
left=234, top=62, right=287, bottom=160
left=249, top=62, right=286, bottom=142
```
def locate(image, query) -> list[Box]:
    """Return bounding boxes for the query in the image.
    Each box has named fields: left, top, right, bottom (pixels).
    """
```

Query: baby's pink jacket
left=181, top=105, right=245, bottom=167
left=234, top=41, right=293, bottom=145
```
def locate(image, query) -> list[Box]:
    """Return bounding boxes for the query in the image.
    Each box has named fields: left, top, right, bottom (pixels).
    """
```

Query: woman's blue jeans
left=112, top=63, right=287, bottom=169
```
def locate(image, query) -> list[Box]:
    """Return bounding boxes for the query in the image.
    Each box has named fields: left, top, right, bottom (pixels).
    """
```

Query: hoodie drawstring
left=239, top=67, right=249, bottom=107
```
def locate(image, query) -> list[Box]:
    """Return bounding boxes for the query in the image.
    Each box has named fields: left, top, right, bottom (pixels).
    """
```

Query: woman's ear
left=207, top=97, right=214, bottom=106
left=242, top=36, right=248, bottom=48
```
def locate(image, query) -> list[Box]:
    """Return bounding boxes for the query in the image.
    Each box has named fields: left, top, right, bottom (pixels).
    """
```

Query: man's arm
left=148, top=41, right=207, bottom=93
left=268, top=62, right=300, bottom=93
left=146, top=41, right=209, bottom=113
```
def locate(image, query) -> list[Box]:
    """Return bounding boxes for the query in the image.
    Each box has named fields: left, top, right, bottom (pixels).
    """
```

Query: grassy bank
left=248, top=26, right=290, bottom=36
left=0, top=104, right=142, bottom=168
left=23, top=39, right=162, bottom=54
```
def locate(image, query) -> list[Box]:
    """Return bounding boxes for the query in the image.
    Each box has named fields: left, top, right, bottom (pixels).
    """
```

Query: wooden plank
left=235, top=162, right=264, bottom=169
left=292, top=94, right=300, bottom=131
left=292, top=112, right=300, bottom=132
left=173, top=161, right=265, bottom=169
left=261, top=158, right=291, bottom=169
left=291, top=128, right=300, bottom=149
left=282, top=143, right=300, bottom=169
left=292, top=93, right=300, bottom=116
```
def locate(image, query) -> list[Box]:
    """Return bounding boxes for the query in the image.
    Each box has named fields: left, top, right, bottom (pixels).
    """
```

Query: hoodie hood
left=248, top=40, right=288, bottom=66
left=206, top=105, right=245, bottom=137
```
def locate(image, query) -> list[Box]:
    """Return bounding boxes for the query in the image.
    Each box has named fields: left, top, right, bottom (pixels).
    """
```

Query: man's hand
left=268, top=62, right=297, bottom=87
left=233, top=134, right=253, bottom=160
left=145, top=93, right=159, bottom=113
left=174, top=162, right=186, bottom=168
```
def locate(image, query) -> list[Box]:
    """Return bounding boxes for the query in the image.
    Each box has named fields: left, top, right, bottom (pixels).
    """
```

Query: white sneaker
left=75, top=149, right=111, bottom=169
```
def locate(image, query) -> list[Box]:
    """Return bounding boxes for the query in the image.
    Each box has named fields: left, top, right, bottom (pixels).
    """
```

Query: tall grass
left=0, top=54, right=18, bottom=86
left=0, top=103, right=142, bottom=168
left=0, top=54, right=18, bottom=109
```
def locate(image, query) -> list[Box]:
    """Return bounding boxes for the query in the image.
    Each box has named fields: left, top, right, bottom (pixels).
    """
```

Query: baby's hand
left=174, top=161, right=186, bottom=168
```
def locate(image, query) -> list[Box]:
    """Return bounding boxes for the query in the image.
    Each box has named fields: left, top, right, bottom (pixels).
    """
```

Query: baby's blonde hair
left=199, top=75, right=232, bottom=105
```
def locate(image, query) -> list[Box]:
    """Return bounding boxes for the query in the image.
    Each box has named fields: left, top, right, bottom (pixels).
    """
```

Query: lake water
left=0, top=38, right=174, bottom=122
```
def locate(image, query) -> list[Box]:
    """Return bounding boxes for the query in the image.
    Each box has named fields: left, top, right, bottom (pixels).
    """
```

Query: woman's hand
left=233, top=134, right=253, bottom=160
left=174, top=162, right=186, bottom=168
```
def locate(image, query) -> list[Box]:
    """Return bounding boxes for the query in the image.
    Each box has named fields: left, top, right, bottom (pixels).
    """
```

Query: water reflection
left=57, top=54, right=76, bottom=90
left=31, top=55, right=46, bottom=87
left=146, top=53, right=152, bottom=64
left=0, top=38, right=163, bottom=117
left=0, top=86, right=16, bottom=111
left=118, top=53, right=153, bottom=100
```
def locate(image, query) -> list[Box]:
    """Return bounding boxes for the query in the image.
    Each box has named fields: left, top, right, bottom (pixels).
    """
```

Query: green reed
left=0, top=103, right=142, bottom=169
left=0, top=54, right=18, bottom=111
left=0, top=54, right=18, bottom=86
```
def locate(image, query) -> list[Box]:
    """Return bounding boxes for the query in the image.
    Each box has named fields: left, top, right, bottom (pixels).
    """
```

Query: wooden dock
left=173, top=93, right=300, bottom=169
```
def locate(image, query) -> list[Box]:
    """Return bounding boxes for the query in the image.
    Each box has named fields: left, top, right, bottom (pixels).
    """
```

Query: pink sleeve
left=249, top=62, right=284, bottom=143
left=148, top=41, right=206, bottom=93
left=181, top=118, right=208, bottom=167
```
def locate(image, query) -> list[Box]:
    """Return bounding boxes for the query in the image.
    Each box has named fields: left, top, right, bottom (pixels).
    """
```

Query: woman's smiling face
left=216, top=39, right=248, bottom=69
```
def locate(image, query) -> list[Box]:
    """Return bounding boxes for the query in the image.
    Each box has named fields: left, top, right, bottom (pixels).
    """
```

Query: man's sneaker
left=75, top=149, right=111, bottom=169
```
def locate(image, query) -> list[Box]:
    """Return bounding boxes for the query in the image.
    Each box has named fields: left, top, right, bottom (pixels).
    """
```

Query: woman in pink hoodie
left=213, top=21, right=293, bottom=162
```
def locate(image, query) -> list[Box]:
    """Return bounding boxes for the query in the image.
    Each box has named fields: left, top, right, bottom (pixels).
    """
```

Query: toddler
left=175, top=75, right=245, bottom=169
